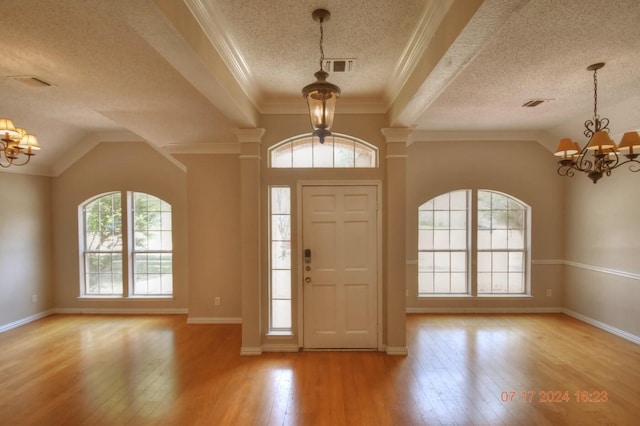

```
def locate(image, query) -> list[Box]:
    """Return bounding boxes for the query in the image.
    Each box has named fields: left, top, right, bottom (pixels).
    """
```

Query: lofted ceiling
left=1, top=0, right=639, bottom=176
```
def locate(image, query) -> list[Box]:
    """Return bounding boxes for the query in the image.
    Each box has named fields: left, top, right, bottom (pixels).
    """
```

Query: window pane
left=492, top=273, right=508, bottom=293
left=450, top=211, right=466, bottom=229
left=271, top=187, right=291, bottom=214
left=450, top=191, right=467, bottom=210
left=492, top=252, right=508, bottom=272
left=508, top=230, right=525, bottom=249
left=313, top=138, right=333, bottom=167
left=292, top=138, right=313, bottom=167
left=271, top=141, right=293, bottom=168
left=418, top=252, right=434, bottom=272
left=433, top=273, right=450, bottom=293
left=451, top=252, right=466, bottom=272
left=334, top=139, right=355, bottom=167
left=354, top=143, right=375, bottom=167
left=477, top=230, right=491, bottom=249
left=509, top=252, right=524, bottom=271
left=450, top=230, right=467, bottom=250
left=434, top=211, right=449, bottom=229
left=433, top=230, right=450, bottom=249
left=418, top=230, right=434, bottom=250
left=272, top=270, right=291, bottom=299
left=434, top=252, right=450, bottom=271
left=491, top=230, right=508, bottom=249
left=478, top=191, right=491, bottom=209
left=271, top=300, right=291, bottom=329
left=509, top=273, right=524, bottom=293
left=418, top=211, right=434, bottom=229
left=450, top=273, right=467, bottom=293
left=418, top=273, right=434, bottom=294
left=433, top=193, right=449, bottom=210
left=133, top=253, right=173, bottom=295
left=478, top=273, right=491, bottom=293
left=272, top=215, right=291, bottom=241
left=477, top=210, right=491, bottom=230
left=271, top=242, right=291, bottom=269
left=477, top=252, right=491, bottom=272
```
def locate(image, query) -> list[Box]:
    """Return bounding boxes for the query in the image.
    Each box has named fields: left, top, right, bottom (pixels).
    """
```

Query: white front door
left=302, top=185, right=378, bottom=349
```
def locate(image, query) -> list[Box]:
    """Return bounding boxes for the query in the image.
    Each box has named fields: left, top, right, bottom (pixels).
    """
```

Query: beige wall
left=52, top=142, right=188, bottom=312
left=174, top=154, right=242, bottom=320
left=563, top=170, right=640, bottom=338
left=0, top=172, right=53, bottom=328
left=406, top=140, right=565, bottom=311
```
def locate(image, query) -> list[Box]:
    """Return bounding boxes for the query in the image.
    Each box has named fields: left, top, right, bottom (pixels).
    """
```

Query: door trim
left=296, top=180, right=383, bottom=351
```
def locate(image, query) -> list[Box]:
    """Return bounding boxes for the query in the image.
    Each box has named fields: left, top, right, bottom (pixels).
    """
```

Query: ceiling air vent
left=522, top=99, right=550, bottom=107
left=10, top=75, right=54, bottom=87
left=323, top=58, right=356, bottom=73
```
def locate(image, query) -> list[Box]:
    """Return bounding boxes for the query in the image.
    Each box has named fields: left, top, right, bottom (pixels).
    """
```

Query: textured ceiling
left=1, top=0, right=639, bottom=175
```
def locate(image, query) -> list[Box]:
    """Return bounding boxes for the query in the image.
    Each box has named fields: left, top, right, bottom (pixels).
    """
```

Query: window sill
left=266, top=331, right=294, bottom=339
left=78, top=296, right=174, bottom=301
left=418, top=294, right=533, bottom=300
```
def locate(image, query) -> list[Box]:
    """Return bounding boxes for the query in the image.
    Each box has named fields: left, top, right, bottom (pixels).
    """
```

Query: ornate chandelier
left=0, top=118, right=41, bottom=168
left=301, top=9, right=341, bottom=144
left=555, top=63, right=640, bottom=183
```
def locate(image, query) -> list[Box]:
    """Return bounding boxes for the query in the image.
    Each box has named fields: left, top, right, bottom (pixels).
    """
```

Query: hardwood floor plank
left=0, top=313, right=638, bottom=425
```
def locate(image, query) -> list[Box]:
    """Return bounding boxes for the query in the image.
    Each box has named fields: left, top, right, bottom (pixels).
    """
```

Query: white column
left=236, top=128, right=266, bottom=355
left=381, top=128, right=411, bottom=355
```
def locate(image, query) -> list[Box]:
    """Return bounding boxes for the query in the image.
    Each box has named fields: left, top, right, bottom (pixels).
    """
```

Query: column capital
left=381, top=128, right=413, bottom=144
left=234, top=128, right=266, bottom=143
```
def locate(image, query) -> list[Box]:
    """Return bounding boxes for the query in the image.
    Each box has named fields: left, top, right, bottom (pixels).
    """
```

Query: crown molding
left=385, top=0, right=453, bottom=106
left=184, top=0, right=259, bottom=103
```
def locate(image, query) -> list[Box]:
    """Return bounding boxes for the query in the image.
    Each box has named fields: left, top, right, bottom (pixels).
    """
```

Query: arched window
left=418, top=190, right=530, bottom=296
left=269, top=133, right=377, bottom=168
left=80, top=192, right=173, bottom=297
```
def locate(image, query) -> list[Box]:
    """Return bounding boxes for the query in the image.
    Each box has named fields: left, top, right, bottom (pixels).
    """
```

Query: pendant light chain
left=593, top=67, right=599, bottom=120
left=319, top=19, right=325, bottom=70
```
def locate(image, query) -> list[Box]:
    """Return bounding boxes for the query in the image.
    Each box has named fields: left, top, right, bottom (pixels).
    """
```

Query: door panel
left=302, top=185, right=378, bottom=349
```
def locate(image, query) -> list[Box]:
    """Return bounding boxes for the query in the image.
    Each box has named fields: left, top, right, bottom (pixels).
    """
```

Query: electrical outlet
left=214, top=296, right=221, bottom=306
left=31, top=294, right=38, bottom=304
left=546, top=289, right=552, bottom=297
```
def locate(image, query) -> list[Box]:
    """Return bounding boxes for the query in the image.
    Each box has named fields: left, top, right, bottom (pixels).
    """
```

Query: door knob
left=305, top=277, right=312, bottom=283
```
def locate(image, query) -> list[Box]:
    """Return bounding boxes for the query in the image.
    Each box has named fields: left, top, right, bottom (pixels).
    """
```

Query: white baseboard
left=187, top=317, right=242, bottom=324
left=562, top=309, right=640, bottom=345
left=262, top=343, right=300, bottom=352
left=0, top=310, right=54, bottom=334
left=386, top=346, right=409, bottom=356
left=240, top=346, right=263, bottom=356
left=54, top=308, right=188, bottom=315
left=406, top=307, right=563, bottom=314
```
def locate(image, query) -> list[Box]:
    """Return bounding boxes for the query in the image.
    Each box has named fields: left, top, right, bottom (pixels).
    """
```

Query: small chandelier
left=0, top=118, right=41, bottom=168
left=302, top=9, right=341, bottom=144
left=555, top=62, right=640, bottom=183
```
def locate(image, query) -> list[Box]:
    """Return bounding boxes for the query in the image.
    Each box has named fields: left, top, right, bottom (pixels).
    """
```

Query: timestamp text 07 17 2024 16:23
left=500, top=390, right=608, bottom=403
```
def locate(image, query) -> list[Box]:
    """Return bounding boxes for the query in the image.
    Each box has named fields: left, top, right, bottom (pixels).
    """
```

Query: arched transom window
left=269, top=133, right=378, bottom=168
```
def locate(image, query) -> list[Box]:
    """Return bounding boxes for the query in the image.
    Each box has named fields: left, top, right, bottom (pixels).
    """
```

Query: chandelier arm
left=557, top=164, right=576, bottom=178
left=613, top=158, right=640, bottom=173
left=6, top=153, right=32, bottom=167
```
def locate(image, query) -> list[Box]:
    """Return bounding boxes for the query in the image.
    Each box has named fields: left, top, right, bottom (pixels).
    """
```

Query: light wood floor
left=0, top=314, right=638, bottom=425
